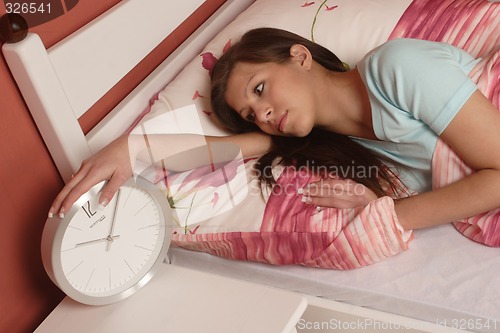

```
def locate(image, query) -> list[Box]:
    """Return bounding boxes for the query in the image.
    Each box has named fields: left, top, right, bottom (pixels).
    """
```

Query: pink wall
left=0, top=1, right=225, bottom=332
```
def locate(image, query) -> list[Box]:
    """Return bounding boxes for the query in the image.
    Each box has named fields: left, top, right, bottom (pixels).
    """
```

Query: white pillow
left=140, top=0, right=412, bottom=135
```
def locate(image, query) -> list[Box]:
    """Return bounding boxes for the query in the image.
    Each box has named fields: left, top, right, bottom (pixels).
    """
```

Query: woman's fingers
left=303, top=194, right=353, bottom=209
left=98, top=171, right=130, bottom=207
left=48, top=164, right=88, bottom=217
left=49, top=167, right=124, bottom=218
left=302, top=179, right=357, bottom=197
left=49, top=162, right=104, bottom=217
left=48, top=136, right=132, bottom=218
left=52, top=164, right=130, bottom=217
left=300, top=178, right=377, bottom=209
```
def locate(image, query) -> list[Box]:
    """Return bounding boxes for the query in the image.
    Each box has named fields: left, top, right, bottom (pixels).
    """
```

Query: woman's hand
left=299, top=178, right=378, bottom=209
left=49, top=135, right=132, bottom=218
left=47, top=131, right=271, bottom=218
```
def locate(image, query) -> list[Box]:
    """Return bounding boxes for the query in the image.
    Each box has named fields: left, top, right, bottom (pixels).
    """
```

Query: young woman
left=50, top=28, right=500, bottom=232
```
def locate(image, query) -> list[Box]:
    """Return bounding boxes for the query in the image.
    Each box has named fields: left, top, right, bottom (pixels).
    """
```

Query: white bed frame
left=2, top=1, right=492, bottom=332
left=3, top=0, right=253, bottom=182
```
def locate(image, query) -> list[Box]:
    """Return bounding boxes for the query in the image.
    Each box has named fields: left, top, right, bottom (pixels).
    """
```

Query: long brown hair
left=211, top=28, right=405, bottom=197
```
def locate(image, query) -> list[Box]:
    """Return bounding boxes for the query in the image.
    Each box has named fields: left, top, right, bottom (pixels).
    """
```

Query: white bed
left=4, top=0, right=500, bottom=332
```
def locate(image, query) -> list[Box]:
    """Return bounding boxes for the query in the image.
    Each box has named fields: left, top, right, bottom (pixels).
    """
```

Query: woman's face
left=224, top=59, right=317, bottom=137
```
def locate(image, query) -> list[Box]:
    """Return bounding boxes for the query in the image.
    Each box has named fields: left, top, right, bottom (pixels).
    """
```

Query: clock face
left=42, top=178, right=172, bottom=305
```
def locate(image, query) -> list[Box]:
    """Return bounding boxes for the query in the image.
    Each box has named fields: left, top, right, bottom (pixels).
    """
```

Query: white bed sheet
left=168, top=224, right=500, bottom=333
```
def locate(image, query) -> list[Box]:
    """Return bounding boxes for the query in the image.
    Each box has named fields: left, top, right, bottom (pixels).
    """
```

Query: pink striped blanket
left=390, top=0, right=500, bottom=247
left=169, top=0, right=500, bottom=269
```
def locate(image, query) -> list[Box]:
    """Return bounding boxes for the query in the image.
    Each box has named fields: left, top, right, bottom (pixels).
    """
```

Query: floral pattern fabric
left=142, top=0, right=500, bottom=269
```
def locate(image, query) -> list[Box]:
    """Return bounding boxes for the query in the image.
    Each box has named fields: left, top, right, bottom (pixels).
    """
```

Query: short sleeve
left=362, top=39, right=479, bottom=135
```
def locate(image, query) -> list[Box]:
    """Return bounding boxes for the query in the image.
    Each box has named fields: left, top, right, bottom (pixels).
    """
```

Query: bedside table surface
left=35, top=264, right=307, bottom=333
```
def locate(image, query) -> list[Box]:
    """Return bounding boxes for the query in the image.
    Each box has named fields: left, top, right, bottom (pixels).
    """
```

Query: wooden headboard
left=2, top=0, right=254, bottom=182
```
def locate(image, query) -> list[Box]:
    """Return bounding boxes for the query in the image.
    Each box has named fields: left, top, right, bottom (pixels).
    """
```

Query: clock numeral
left=82, top=201, right=97, bottom=219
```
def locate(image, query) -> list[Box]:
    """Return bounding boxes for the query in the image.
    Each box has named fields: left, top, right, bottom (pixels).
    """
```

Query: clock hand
left=75, top=235, right=120, bottom=247
left=106, top=189, right=122, bottom=252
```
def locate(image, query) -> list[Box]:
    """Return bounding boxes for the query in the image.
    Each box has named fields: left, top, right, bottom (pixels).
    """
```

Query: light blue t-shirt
left=355, top=38, right=480, bottom=193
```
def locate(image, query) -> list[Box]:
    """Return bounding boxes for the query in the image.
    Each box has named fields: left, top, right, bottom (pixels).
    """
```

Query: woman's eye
left=254, top=83, right=264, bottom=96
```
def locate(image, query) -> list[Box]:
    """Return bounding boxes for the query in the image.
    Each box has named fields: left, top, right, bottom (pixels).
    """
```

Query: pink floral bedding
left=153, top=0, right=500, bottom=269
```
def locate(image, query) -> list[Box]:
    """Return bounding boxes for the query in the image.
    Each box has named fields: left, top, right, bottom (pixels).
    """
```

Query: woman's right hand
left=48, top=135, right=133, bottom=218
left=299, top=178, right=378, bottom=209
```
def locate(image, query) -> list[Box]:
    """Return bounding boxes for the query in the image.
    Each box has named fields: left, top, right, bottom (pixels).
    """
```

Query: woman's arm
left=132, top=131, right=270, bottom=169
left=395, top=90, right=500, bottom=229
left=49, top=131, right=271, bottom=218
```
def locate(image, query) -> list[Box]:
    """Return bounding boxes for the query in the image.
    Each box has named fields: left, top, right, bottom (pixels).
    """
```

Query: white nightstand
left=35, top=264, right=307, bottom=333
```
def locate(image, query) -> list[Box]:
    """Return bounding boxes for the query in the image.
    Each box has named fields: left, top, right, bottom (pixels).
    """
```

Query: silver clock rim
left=41, top=176, right=173, bottom=306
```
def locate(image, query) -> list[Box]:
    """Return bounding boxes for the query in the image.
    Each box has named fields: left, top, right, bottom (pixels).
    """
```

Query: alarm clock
left=41, top=176, right=172, bottom=306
